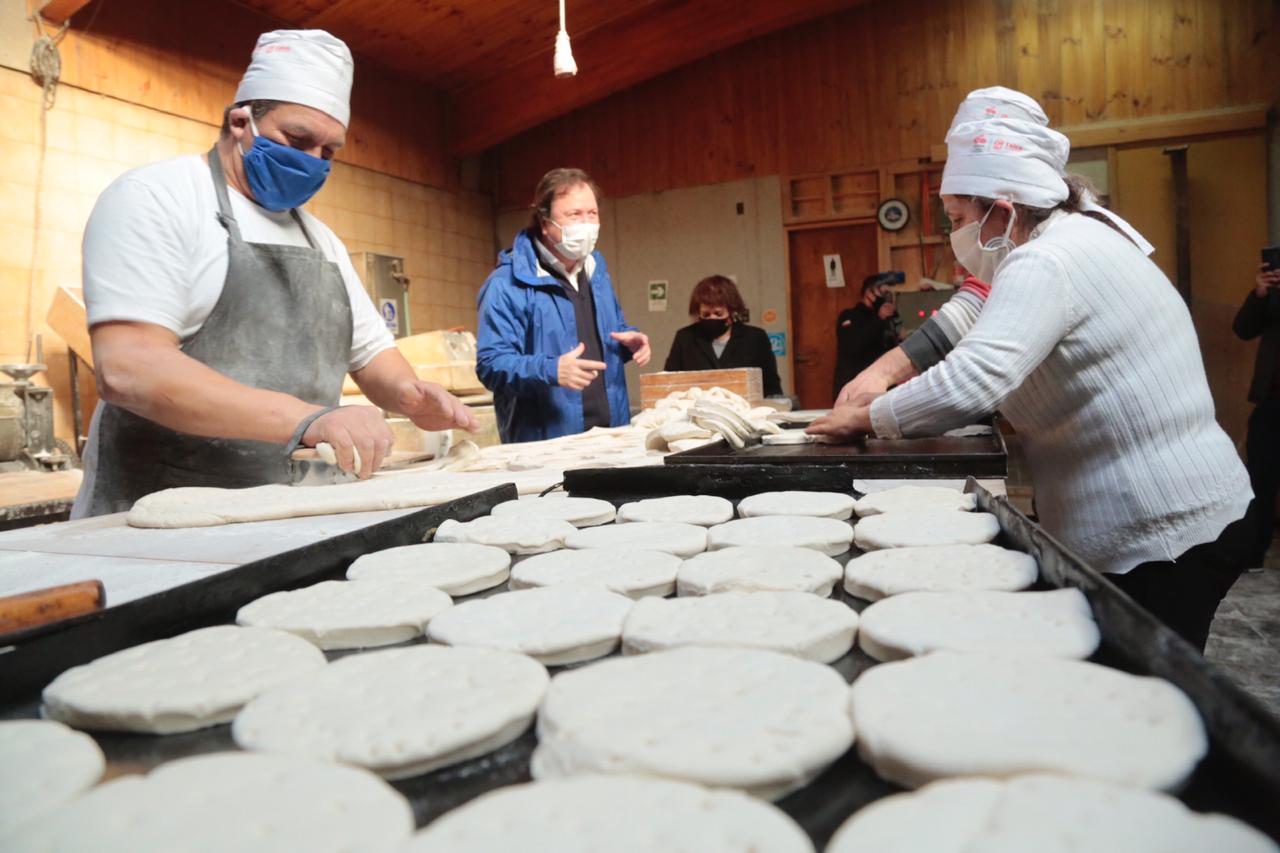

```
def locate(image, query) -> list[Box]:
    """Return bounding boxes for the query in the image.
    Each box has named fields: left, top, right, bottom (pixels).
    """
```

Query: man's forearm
left=100, top=345, right=321, bottom=443
left=351, top=347, right=417, bottom=413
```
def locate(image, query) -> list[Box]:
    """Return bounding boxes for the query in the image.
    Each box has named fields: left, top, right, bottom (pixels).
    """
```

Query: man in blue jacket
left=477, top=169, right=650, bottom=443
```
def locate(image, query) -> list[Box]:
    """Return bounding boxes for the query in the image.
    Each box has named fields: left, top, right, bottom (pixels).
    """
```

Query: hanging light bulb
left=553, top=0, right=577, bottom=77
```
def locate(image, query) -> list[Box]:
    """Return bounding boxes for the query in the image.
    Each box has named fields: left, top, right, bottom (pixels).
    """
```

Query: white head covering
left=941, top=117, right=1071, bottom=209
left=944, top=88, right=1155, bottom=255
left=948, top=86, right=1048, bottom=133
left=234, top=30, right=354, bottom=128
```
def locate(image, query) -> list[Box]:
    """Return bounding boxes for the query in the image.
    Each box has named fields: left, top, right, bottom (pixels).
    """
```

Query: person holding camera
left=1233, top=254, right=1280, bottom=566
left=832, top=273, right=900, bottom=400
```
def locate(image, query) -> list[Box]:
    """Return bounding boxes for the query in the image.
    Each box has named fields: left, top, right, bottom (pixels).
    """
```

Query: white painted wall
left=496, top=175, right=791, bottom=409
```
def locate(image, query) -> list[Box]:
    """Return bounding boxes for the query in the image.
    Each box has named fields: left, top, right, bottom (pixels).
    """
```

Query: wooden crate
left=639, top=368, right=763, bottom=410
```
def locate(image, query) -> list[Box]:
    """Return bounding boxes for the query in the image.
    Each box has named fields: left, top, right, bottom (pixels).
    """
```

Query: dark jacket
left=476, top=230, right=637, bottom=443
left=663, top=323, right=782, bottom=397
left=833, top=303, right=894, bottom=396
left=1232, top=288, right=1280, bottom=403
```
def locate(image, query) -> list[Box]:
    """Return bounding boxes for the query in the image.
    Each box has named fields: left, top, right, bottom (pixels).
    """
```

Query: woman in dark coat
left=663, top=275, right=782, bottom=397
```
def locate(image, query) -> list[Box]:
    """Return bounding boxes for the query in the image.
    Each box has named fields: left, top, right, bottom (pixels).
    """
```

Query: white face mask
left=549, top=219, right=599, bottom=262
left=950, top=204, right=1017, bottom=282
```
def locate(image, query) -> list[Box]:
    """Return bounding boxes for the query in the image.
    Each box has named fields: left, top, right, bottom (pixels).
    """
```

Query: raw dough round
left=622, top=591, right=858, bottom=663
left=491, top=496, right=617, bottom=527
left=856, top=588, right=1100, bottom=661
left=826, top=774, right=1277, bottom=853
left=0, top=720, right=104, bottom=834
left=346, top=542, right=511, bottom=595
left=760, top=431, right=816, bottom=446
left=233, top=645, right=548, bottom=779
left=849, top=651, right=1207, bottom=790
left=427, top=586, right=634, bottom=665
left=677, top=546, right=843, bottom=597
left=853, top=510, right=999, bottom=550
left=6, top=751, right=414, bottom=853
left=737, top=490, right=855, bottom=520
left=42, top=625, right=327, bottom=734
left=399, top=775, right=815, bottom=853
left=509, top=548, right=682, bottom=598
left=236, top=578, right=453, bottom=650
left=532, top=646, right=855, bottom=799
left=434, top=515, right=576, bottom=554
left=566, top=522, right=708, bottom=557
left=844, top=543, right=1038, bottom=601
left=708, top=516, right=853, bottom=556
left=616, top=495, right=734, bottom=526
left=852, top=485, right=978, bottom=517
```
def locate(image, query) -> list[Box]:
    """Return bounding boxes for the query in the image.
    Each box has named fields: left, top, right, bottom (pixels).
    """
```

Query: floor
left=1205, top=546, right=1280, bottom=719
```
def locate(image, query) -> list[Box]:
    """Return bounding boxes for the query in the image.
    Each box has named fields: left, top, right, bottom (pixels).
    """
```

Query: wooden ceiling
left=218, top=0, right=870, bottom=155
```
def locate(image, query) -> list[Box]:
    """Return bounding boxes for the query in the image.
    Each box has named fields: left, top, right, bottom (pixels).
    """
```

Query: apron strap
left=287, top=406, right=338, bottom=454
left=289, top=208, right=320, bottom=251
left=206, top=145, right=245, bottom=243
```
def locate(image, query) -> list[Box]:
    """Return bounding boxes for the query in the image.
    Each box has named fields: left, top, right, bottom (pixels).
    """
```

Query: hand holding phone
left=1256, top=247, right=1280, bottom=297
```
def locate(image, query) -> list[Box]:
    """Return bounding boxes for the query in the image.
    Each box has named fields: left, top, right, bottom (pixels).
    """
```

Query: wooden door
left=1113, top=131, right=1268, bottom=449
left=788, top=223, right=880, bottom=409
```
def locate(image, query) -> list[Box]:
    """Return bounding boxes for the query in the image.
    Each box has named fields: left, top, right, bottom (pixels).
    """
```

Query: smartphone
left=1264, top=246, right=1280, bottom=272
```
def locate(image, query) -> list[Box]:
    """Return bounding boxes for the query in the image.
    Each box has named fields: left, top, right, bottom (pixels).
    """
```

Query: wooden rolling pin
left=0, top=580, right=105, bottom=635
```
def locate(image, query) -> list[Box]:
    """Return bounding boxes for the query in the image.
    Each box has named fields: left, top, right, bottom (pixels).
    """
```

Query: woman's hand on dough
left=398, top=380, right=479, bottom=433
left=303, top=405, right=394, bottom=478
left=806, top=404, right=873, bottom=441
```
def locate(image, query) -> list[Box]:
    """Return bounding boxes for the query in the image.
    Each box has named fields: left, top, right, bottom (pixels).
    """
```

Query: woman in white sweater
left=809, top=110, right=1253, bottom=651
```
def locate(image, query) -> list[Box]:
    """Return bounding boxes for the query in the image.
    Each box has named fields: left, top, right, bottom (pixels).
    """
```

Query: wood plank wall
left=493, top=0, right=1280, bottom=208
left=52, top=0, right=455, bottom=189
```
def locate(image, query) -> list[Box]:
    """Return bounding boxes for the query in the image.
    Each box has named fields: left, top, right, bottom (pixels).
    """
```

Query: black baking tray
left=560, top=472, right=1280, bottom=844
left=664, top=432, right=1008, bottom=478
left=3, top=478, right=1278, bottom=848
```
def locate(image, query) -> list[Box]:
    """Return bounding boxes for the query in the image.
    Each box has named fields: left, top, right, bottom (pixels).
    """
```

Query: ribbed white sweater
left=870, top=212, right=1252, bottom=574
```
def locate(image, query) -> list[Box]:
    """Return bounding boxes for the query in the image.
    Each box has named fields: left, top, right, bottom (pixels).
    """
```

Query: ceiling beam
left=449, top=0, right=866, bottom=156
left=39, top=0, right=95, bottom=24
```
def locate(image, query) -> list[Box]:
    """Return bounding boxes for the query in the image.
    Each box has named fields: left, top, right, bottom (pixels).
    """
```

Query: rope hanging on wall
left=29, top=15, right=69, bottom=111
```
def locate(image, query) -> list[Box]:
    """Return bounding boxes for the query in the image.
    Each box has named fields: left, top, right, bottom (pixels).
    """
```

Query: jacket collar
left=506, top=229, right=597, bottom=290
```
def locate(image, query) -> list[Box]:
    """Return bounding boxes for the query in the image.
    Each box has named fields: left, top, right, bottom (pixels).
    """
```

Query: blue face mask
left=238, top=115, right=331, bottom=211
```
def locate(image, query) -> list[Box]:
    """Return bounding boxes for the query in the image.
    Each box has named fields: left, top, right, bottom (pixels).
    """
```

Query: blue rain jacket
left=476, top=229, right=636, bottom=443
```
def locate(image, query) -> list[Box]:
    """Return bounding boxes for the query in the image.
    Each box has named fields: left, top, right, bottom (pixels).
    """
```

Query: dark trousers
left=1245, top=400, right=1280, bottom=564
left=1109, top=506, right=1255, bottom=653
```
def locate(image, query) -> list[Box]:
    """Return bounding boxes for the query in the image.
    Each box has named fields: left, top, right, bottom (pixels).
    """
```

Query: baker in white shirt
left=808, top=95, right=1253, bottom=651
left=73, top=29, right=476, bottom=518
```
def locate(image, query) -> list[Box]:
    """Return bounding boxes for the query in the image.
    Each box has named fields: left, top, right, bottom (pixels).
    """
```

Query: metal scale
left=0, top=340, right=76, bottom=473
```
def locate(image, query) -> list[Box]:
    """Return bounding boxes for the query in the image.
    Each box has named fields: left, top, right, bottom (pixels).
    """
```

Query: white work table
left=0, top=507, right=419, bottom=608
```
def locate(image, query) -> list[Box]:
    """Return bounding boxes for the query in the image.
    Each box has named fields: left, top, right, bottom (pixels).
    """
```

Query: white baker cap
left=940, top=117, right=1070, bottom=209
left=948, top=86, right=1049, bottom=133
left=234, top=30, right=354, bottom=127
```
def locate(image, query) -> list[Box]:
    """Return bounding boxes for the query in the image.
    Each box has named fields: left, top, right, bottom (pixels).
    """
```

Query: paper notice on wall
left=648, top=280, right=668, bottom=312
left=823, top=255, right=845, bottom=288
left=768, top=332, right=786, bottom=356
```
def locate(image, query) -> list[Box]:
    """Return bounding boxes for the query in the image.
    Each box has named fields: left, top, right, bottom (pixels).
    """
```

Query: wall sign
left=648, top=280, right=668, bottom=312
left=823, top=254, right=845, bottom=288
left=768, top=332, right=787, bottom=356
left=378, top=298, right=400, bottom=334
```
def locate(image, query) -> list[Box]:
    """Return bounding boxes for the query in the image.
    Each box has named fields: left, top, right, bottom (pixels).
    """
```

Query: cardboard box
left=639, top=368, right=763, bottom=410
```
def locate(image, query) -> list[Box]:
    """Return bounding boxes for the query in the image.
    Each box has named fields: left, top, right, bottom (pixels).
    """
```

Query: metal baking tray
left=3, top=479, right=1277, bottom=847
left=559, top=471, right=1280, bottom=844
left=664, top=431, right=1008, bottom=479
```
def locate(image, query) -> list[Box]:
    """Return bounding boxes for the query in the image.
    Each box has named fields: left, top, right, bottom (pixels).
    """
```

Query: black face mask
left=695, top=317, right=730, bottom=339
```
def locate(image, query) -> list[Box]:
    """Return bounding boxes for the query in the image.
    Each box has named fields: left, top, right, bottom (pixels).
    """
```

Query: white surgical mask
left=550, top=219, right=599, bottom=261
left=950, top=204, right=1017, bottom=282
